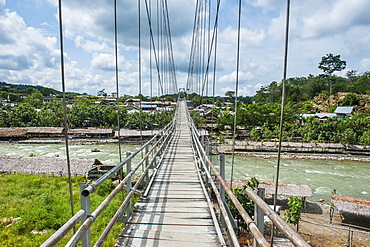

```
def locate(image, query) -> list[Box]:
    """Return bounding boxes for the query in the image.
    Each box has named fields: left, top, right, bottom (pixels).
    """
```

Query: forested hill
left=253, top=71, right=370, bottom=107
left=0, top=82, right=82, bottom=101
left=0, top=81, right=62, bottom=96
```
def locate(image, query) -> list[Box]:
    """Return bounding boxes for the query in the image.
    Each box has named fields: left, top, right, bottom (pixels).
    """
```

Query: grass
left=0, top=173, right=137, bottom=246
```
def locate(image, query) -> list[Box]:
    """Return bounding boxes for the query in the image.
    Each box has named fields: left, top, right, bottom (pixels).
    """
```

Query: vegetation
left=227, top=177, right=259, bottom=233
left=318, top=53, right=346, bottom=76
left=284, top=197, right=303, bottom=231
left=194, top=55, right=370, bottom=146
left=190, top=111, right=206, bottom=128
left=253, top=72, right=370, bottom=105
left=0, top=81, right=75, bottom=99
left=0, top=173, right=138, bottom=246
left=2, top=54, right=370, bottom=146
left=0, top=92, right=174, bottom=129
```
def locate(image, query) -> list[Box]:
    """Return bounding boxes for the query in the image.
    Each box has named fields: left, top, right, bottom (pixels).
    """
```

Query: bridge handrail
left=188, top=114, right=267, bottom=246
left=187, top=105, right=310, bottom=247
left=82, top=113, right=177, bottom=197
left=189, top=123, right=240, bottom=246
left=42, top=107, right=178, bottom=247
left=40, top=209, right=86, bottom=247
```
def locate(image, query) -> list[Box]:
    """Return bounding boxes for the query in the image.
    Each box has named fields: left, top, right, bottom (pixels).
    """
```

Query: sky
left=1, top=0, right=370, bottom=97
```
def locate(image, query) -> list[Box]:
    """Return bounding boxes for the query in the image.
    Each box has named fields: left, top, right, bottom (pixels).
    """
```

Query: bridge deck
left=115, top=101, right=221, bottom=246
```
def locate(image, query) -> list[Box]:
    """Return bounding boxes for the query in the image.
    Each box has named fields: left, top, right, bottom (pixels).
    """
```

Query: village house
left=334, top=106, right=354, bottom=117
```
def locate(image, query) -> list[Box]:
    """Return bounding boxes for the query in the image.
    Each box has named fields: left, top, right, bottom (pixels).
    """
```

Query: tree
left=318, top=53, right=346, bottom=108
left=227, top=177, right=259, bottom=232
left=97, top=89, right=107, bottom=97
left=25, top=89, right=44, bottom=107
left=284, top=197, right=303, bottom=231
left=342, top=93, right=359, bottom=106
left=318, top=53, right=346, bottom=76
left=225, top=91, right=235, bottom=100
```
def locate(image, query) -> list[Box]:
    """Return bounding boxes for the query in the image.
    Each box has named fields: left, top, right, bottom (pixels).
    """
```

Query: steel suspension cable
left=162, top=0, right=177, bottom=92
left=58, top=0, right=75, bottom=221
left=230, top=0, right=242, bottom=189
left=186, top=0, right=202, bottom=92
left=114, top=0, right=122, bottom=163
left=206, top=0, right=210, bottom=98
left=157, top=0, right=160, bottom=96
left=201, top=0, right=206, bottom=101
left=149, top=0, right=154, bottom=135
left=200, top=0, right=220, bottom=97
left=212, top=1, right=219, bottom=105
left=162, top=0, right=178, bottom=92
left=138, top=0, right=143, bottom=145
left=143, top=0, right=164, bottom=95
left=270, top=0, right=291, bottom=245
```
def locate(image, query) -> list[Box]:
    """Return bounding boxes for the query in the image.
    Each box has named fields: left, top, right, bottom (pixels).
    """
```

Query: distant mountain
left=0, top=81, right=78, bottom=96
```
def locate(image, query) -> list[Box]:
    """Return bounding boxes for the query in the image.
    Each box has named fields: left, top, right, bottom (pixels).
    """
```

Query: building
left=334, top=106, right=354, bottom=117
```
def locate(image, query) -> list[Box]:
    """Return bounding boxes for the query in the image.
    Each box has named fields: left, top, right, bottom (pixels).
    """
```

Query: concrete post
left=220, top=154, right=226, bottom=228
left=153, top=136, right=157, bottom=167
left=126, top=152, right=132, bottom=219
left=80, top=182, right=90, bottom=247
left=205, top=141, right=210, bottom=185
left=254, top=188, right=265, bottom=247
left=145, top=145, right=149, bottom=182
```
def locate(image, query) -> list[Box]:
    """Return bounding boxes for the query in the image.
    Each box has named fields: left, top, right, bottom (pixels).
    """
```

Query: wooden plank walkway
left=115, top=101, right=222, bottom=246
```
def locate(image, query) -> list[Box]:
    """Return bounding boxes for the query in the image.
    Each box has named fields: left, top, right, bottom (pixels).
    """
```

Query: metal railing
left=187, top=106, right=310, bottom=247
left=42, top=108, right=177, bottom=247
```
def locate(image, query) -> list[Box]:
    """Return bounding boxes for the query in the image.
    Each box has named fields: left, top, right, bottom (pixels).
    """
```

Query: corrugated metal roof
left=27, top=127, right=64, bottom=134
left=68, top=128, right=113, bottom=134
left=334, top=106, right=354, bottom=114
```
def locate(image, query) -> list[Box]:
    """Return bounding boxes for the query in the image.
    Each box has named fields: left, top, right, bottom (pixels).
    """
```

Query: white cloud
left=301, top=0, right=370, bottom=39
left=0, top=7, right=58, bottom=71
left=75, top=36, right=111, bottom=54
left=2, top=0, right=370, bottom=98
left=360, top=58, right=370, bottom=71
left=250, top=0, right=286, bottom=10
left=239, top=85, right=253, bottom=96
left=219, top=86, right=234, bottom=96
left=220, top=26, right=265, bottom=47
left=91, top=53, right=116, bottom=71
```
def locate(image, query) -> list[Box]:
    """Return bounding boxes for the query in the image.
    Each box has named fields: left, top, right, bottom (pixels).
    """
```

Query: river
left=1, top=143, right=369, bottom=202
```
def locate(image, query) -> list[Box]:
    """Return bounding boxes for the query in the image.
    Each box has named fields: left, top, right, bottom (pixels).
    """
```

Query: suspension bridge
left=41, top=98, right=309, bottom=247
left=41, top=0, right=311, bottom=246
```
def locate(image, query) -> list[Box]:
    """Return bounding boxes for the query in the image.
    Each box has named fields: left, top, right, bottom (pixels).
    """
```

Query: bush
left=227, top=177, right=259, bottom=233
left=284, top=196, right=303, bottom=231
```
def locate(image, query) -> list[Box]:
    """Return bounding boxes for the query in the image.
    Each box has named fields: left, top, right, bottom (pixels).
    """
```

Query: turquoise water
left=212, top=155, right=370, bottom=202
left=1, top=143, right=369, bottom=202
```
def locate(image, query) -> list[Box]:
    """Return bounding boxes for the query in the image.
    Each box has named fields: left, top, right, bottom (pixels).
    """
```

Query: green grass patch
left=0, top=173, right=137, bottom=246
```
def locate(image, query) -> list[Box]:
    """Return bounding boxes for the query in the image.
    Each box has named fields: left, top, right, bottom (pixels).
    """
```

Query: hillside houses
left=300, top=106, right=354, bottom=121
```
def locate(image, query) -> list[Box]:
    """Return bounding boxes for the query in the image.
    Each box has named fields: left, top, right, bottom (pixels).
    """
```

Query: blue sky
left=1, top=0, right=370, bottom=96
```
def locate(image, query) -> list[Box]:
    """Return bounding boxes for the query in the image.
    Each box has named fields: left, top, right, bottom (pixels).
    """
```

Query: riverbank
left=3, top=137, right=370, bottom=162
left=211, top=140, right=370, bottom=162
left=1, top=137, right=149, bottom=145
left=225, top=151, right=370, bottom=162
